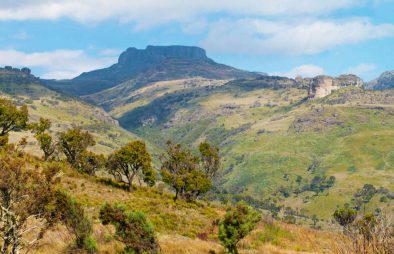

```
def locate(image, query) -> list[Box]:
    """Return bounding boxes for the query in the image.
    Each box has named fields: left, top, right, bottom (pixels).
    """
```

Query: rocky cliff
left=306, top=74, right=364, bottom=99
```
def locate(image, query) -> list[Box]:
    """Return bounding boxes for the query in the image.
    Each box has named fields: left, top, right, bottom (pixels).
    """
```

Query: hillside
left=0, top=67, right=140, bottom=155
left=44, top=46, right=258, bottom=96
left=32, top=166, right=344, bottom=254
left=96, top=75, right=394, bottom=221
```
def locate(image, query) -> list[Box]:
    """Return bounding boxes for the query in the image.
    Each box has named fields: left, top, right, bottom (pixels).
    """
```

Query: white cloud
left=272, top=64, right=325, bottom=78
left=201, top=18, right=394, bottom=55
left=346, top=63, right=377, bottom=76
left=0, top=0, right=362, bottom=28
left=0, top=49, right=116, bottom=79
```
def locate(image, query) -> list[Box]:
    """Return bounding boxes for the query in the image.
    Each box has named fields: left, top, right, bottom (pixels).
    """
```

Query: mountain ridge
left=44, top=45, right=259, bottom=96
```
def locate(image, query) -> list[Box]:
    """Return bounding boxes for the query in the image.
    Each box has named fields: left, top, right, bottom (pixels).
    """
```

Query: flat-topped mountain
left=368, top=70, right=394, bottom=90
left=44, top=45, right=258, bottom=96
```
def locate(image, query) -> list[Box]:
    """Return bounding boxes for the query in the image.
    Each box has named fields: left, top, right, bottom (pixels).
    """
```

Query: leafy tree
left=30, top=117, right=51, bottom=135
left=333, top=207, right=357, bottom=233
left=0, top=98, right=29, bottom=146
left=218, top=202, right=261, bottom=254
left=107, top=140, right=155, bottom=191
left=53, top=191, right=96, bottom=252
left=58, top=128, right=95, bottom=169
left=99, top=203, right=159, bottom=254
left=160, top=141, right=219, bottom=201
left=0, top=150, right=61, bottom=254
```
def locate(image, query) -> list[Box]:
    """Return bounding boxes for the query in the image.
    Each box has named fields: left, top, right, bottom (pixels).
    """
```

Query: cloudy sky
left=1, top=0, right=394, bottom=80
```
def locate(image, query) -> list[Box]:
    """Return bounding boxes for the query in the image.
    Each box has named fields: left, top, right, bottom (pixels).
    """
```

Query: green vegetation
left=0, top=98, right=29, bottom=145
left=160, top=141, right=219, bottom=201
left=101, top=79, right=394, bottom=221
left=107, top=141, right=155, bottom=191
left=54, top=191, right=96, bottom=252
left=218, top=202, right=261, bottom=254
left=99, top=203, right=159, bottom=254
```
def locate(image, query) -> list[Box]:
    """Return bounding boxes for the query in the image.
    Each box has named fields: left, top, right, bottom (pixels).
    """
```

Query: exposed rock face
left=0, top=66, right=38, bottom=84
left=118, top=45, right=208, bottom=64
left=44, top=45, right=258, bottom=96
left=306, top=74, right=364, bottom=99
left=368, top=71, right=394, bottom=90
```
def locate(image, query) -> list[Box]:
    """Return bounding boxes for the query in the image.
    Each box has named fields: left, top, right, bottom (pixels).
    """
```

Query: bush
left=99, top=203, right=159, bottom=254
left=219, top=202, right=261, bottom=254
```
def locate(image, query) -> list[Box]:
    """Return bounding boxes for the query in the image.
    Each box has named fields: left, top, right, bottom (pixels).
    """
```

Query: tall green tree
left=58, top=128, right=95, bottom=169
left=218, top=202, right=261, bottom=254
left=99, top=203, right=159, bottom=254
left=107, top=140, right=155, bottom=191
left=160, top=141, right=220, bottom=201
left=0, top=98, right=29, bottom=146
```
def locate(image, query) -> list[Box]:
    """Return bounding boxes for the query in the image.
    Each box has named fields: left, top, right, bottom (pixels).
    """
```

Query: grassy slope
left=100, top=79, right=394, bottom=220
left=33, top=165, right=342, bottom=254
left=0, top=79, right=144, bottom=156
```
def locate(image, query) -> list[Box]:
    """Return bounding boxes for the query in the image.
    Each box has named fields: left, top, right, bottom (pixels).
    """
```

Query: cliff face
left=118, top=45, right=209, bottom=65
left=0, top=66, right=38, bottom=84
left=306, top=75, right=364, bottom=99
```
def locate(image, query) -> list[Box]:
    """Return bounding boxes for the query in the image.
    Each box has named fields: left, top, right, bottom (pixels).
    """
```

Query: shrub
left=219, top=202, right=261, bottom=254
left=99, top=203, right=159, bottom=254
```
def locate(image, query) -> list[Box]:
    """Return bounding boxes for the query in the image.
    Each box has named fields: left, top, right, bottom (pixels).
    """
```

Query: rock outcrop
left=0, top=66, right=39, bottom=84
left=306, top=74, right=364, bottom=99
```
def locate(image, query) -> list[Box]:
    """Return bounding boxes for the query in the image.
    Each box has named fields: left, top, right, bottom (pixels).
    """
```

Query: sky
left=1, top=1, right=394, bottom=81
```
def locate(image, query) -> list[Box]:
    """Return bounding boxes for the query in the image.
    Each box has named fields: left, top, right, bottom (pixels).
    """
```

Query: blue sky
left=1, top=1, right=394, bottom=81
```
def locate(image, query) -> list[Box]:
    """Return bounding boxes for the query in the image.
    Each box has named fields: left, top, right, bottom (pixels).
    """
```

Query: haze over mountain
left=44, top=45, right=259, bottom=96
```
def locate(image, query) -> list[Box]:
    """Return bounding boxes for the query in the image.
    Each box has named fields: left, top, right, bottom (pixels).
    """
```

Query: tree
left=0, top=151, right=61, bottom=254
left=53, top=191, right=96, bottom=252
left=218, top=202, right=261, bottom=254
left=99, top=203, right=159, bottom=254
left=30, top=117, right=51, bottom=135
left=107, top=141, right=155, bottom=191
left=333, top=207, right=357, bottom=234
left=31, top=118, right=57, bottom=161
left=160, top=141, right=219, bottom=201
left=0, top=98, right=29, bottom=146
left=37, top=133, right=57, bottom=161
left=58, top=128, right=95, bottom=169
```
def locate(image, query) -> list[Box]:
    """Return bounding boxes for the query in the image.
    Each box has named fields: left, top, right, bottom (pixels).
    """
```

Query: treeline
left=0, top=98, right=261, bottom=254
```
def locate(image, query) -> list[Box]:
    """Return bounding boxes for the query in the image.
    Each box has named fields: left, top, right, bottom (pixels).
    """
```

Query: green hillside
left=95, top=77, right=394, bottom=220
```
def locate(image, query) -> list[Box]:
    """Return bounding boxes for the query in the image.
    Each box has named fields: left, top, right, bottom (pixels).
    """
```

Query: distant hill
left=44, top=45, right=258, bottom=96
left=368, top=70, right=394, bottom=90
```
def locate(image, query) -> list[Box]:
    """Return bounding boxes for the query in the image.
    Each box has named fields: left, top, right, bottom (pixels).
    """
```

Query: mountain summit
left=44, top=45, right=258, bottom=96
